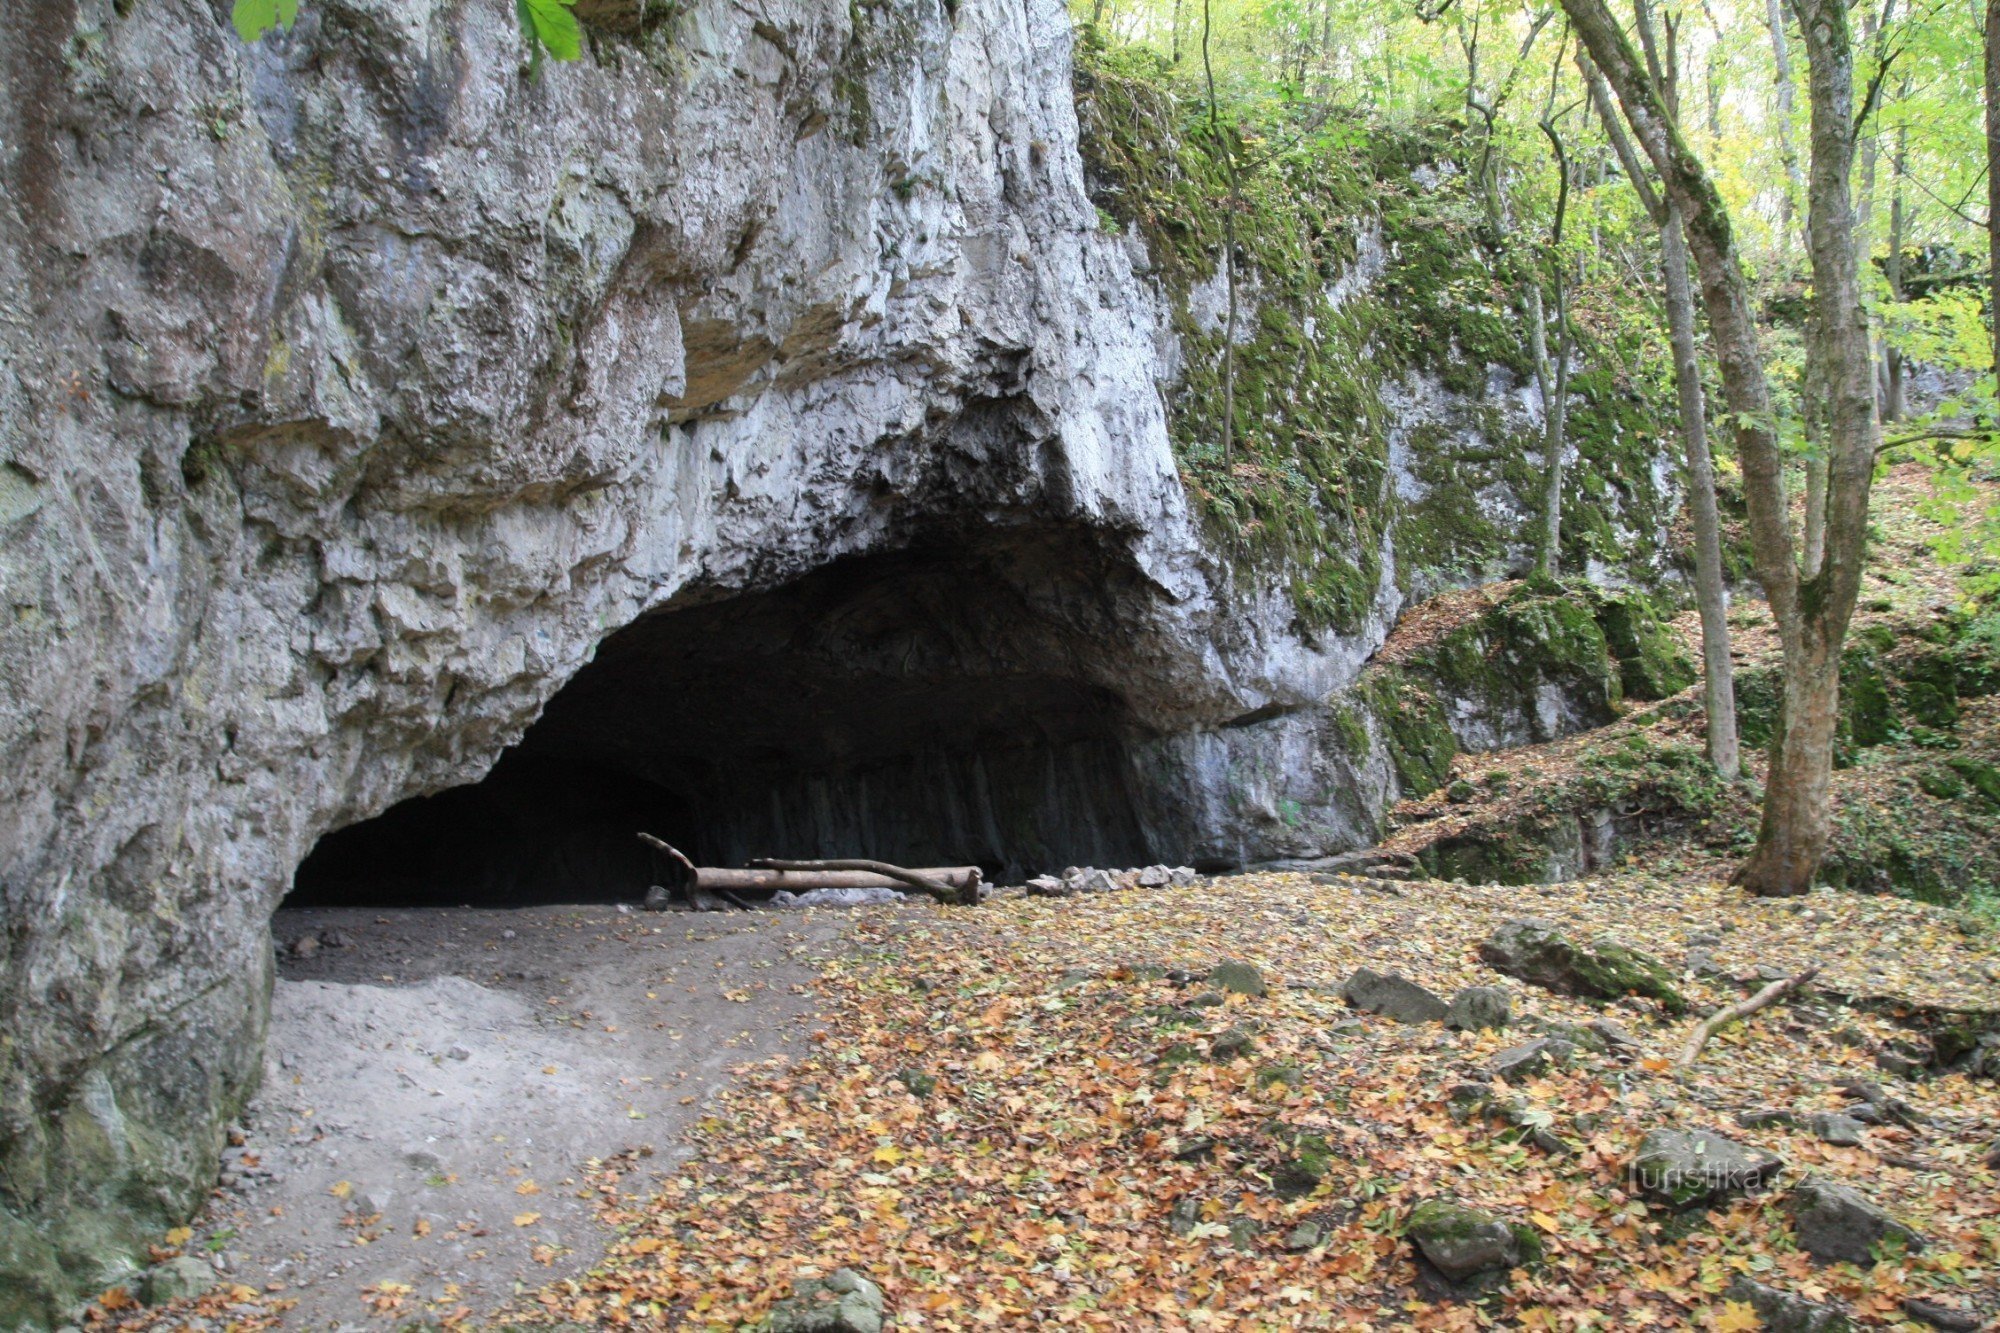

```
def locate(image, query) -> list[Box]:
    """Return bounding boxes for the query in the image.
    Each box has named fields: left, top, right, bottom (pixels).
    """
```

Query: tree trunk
left=1764, top=0, right=1806, bottom=257
left=1882, top=119, right=1908, bottom=422
left=1989, top=0, right=2000, bottom=380
left=1559, top=0, right=1876, bottom=896
left=1738, top=0, right=1882, bottom=896
left=1579, top=50, right=1740, bottom=779
left=1662, top=208, right=1743, bottom=779
left=1536, top=114, right=1574, bottom=580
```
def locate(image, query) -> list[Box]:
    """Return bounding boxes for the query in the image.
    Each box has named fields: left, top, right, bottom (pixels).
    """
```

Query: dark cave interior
left=285, top=532, right=1171, bottom=908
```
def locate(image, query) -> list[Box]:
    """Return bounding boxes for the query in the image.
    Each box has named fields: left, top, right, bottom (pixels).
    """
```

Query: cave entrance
left=283, top=532, right=1161, bottom=909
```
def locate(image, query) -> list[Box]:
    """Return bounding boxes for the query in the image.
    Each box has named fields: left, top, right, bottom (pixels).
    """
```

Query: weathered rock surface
left=1630, top=1129, right=1783, bottom=1208
left=1343, top=967, right=1449, bottom=1024
left=1787, top=1177, right=1926, bottom=1265
left=1444, top=985, right=1512, bottom=1031
left=1405, top=1199, right=1538, bottom=1297
left=767, top=1268, right=887, bottom=1333
left=1722, top=1275, right=1853, bottom=1332
left=1480, top=919, right=1687, bottom=1013
left=0, top=0, right=1677, bottom=1318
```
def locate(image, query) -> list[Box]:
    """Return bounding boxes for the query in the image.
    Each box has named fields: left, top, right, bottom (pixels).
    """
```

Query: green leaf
left=231, top=0, right=299, bottom=43
left=518, top=0, right=583, bottom=62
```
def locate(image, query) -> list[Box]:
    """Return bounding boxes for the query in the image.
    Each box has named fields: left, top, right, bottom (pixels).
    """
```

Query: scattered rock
left=1211, top=961, right=1267, bottom=996
left=141, top=1256, right=217, bottom=1306
left=1788, top=1177, right=1925, bottom=1265
left=1167, top=1197, right=1203, bottom=1237
left=1478, top=918, right=1686, bottom=1013
left=288, top=935, right=320, bottom=960
left=1025, top=875, right=1072, bottom=898
left=1283, top=1220, right=1324, bottom=1251
left=1209, top=1027, right=1256, bottom=1061
left=1136, top=865, right=1172, bottom=888
left=1342, top=967, right=1449, bottom=1024
left=1736, top=1108, right=1799, bottom=1130
left=1721, top=1275, right=1853, bottom=1332
left=1445, top=985, right=1511, bottom=1031
left=1901, top=1296, right=1982, bottom=1331
left=1808, top=1112, right=1864, bottom=1147
left=1630, top=1129, right=1783, bottom=1207
left=1405, top=1199, right=1537, bottom=1296
left=641, top=885, right=673, bottom=912
left=446, top=1043, right=471, bottom=1062
left=1486, top=1038, right=1559, bottom=1083
left=765, top=1268, right=887, bottom=1333
left=318, top=928, right=355, bottom=949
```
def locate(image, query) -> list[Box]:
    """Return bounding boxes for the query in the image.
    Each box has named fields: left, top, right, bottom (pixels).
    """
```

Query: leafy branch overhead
left=230, top=0, right=583, bottom=67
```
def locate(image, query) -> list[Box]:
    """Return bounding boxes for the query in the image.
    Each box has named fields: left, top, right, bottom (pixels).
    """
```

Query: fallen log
left=747, top=858, right=982, bottom=906
left=635, top=834, right=982, bottom=906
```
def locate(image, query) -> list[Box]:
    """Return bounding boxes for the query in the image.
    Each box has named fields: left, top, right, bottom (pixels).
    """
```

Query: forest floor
left=87, top=470, right=2000, bottom=1333
left=101, top=873, right=2000, bottom=1331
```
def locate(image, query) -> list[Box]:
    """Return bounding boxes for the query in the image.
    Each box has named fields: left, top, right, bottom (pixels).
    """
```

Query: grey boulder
left=1787, top=1178, right=1925, bottom=1266
left=1343, top=967, right=1449, bottom=1024
left=140, top=1256, right=216, bottom=1307
left=1630, top=1129, right=1782, bottom=1207
left=766, top=1269, right=887, bottom=1333
left=1479, top=918, right=1686, bottom=1013
left=1405, top=1199, right=1538, bottom=1296
left=1721, top=1275, right=1853, bottom=1332
left=1445, top=985, right=1511, bottom=1031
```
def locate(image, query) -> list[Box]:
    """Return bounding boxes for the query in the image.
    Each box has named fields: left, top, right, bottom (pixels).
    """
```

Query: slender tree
left=1580, top=48, right=1741, bottom=779
left=1559, top=0, right=1880, bottom=895
left=1990, top=0, right=2000, bottom=379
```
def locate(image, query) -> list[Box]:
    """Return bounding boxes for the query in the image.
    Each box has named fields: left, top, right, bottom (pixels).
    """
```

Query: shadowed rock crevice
left=292, top=526, right=1166, bottom=903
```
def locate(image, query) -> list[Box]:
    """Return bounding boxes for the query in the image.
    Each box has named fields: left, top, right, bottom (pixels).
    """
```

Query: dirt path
left=176, top=900, right=910, bottom=1329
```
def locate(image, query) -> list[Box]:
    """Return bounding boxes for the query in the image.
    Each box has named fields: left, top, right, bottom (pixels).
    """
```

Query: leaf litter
left=499, top=866, right=2000, bottom=1330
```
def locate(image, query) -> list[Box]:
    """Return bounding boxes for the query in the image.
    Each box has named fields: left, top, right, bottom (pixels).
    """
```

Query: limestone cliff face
left=0, top=0, right=1673, bottom=1317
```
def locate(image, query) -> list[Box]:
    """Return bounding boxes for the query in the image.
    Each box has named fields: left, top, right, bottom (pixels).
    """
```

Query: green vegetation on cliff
left=1073, top=36, right=1679, bottom=633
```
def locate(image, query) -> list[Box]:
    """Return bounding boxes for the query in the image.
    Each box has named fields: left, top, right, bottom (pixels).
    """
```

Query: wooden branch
left=1677, top=965, right=1821, bottom=1066
left=637, top=832, right=696, bottom=874
left=636, top=833, right=756, bottom=910
left=747, top=858, right=980, bottom=905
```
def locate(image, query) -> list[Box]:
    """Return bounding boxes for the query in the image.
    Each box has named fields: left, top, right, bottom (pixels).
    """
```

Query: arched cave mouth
left=285, top=531, right=1167, bottom=909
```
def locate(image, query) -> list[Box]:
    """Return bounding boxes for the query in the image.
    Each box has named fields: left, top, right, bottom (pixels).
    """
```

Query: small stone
left=1722, top=1275, right=1852, bottom=1332
left=765, top=1268, right=886, bottom=1333
left=1169, top=866, right=1199, bottom=887
left=1283, top=1220, right=1324, bottom=1251
left=1208, top=1026, right=1256, bottom=1061
left=1342, top=967, right=1449, bottom=1024
left=1405, top=1199, right=1534, bottom=1289
left=1136, top=865, right=1171, bottom=888
left=1441, top=985, right=1510, bottom=1031
left=1631, top=1128, right=1783, bottom=1207
left=1736, top=1108, right=1799, bottom=1130
left=1486, top=1038, right=1555, bottom=1083
left=1808, top=1112, right=1864, bottom=1147
left=641, top=885, right=672, bottom=911
left=1210, top=960, right=1266, bottom=996
left=141, top=1255, right=217, bottom=1306
left=289, top=935, right=319, bottom=960
left=1788, top=1177, right=1925, bottom=1265
left=446, top=1043, right=471, bottom=1062
left=1901, top=1296, right=1982, bottom=1331
left=1167, top=1197, right=1202, bottom=1237
left=318, top=928, right=355, bottom=949
left=1025, top=875, right=1071, bottom=898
